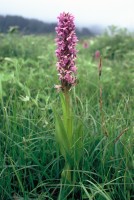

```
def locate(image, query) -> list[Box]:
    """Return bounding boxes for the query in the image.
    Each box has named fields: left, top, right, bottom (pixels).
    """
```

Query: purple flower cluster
left=55, top=12, right=78, bottom=91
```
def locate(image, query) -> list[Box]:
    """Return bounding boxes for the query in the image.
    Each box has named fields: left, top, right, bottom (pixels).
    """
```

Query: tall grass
left=0, top=31, right=133, bottom=199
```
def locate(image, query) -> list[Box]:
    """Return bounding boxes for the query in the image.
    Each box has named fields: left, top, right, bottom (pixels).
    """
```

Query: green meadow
left=0, top=27, right=134, bottom=199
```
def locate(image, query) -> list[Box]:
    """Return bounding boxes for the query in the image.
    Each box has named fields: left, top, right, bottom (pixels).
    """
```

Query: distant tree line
left=0, top=15, right=95, bottom=36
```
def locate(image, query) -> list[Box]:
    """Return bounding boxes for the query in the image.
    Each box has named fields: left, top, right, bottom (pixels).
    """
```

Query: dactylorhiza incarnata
left=55, top=12, right=78, bottom=92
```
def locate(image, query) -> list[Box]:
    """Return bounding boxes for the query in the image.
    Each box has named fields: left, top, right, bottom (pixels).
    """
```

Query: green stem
left=64, top=91, right=73, bottom=142
left=62, top=91, right=73, bottom=183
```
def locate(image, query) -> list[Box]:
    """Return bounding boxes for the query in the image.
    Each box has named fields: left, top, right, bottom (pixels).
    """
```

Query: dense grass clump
left=0, top=30, right=133, bottom=199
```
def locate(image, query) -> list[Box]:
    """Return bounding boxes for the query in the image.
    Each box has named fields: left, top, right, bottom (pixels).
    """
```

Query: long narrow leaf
left=60, top=92, right=73, bottom=144
left=53, top=108, right=70, bottom=159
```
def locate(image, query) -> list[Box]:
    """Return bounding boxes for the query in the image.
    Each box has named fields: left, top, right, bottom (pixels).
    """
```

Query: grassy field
left=0, top=28, right=134, bottom=199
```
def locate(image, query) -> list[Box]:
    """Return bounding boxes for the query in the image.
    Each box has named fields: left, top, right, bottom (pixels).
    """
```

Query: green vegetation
left=0, top=28, right=134, bottom=199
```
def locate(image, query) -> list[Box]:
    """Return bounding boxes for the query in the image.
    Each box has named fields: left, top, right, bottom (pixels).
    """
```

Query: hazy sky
left=0, top=0, right=134, bottom=29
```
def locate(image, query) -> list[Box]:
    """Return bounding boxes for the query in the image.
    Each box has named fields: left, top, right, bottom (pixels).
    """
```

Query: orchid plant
left=54, top=12, right=83, bottom=185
